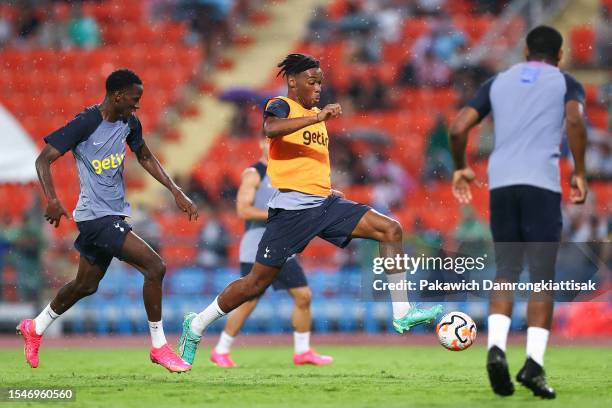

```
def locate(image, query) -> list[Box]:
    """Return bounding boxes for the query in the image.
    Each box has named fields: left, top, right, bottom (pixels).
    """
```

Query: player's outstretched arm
left=263, top=103, right=342, bottom=138
left=565, top=100, right=588, bottom=204
left=448, top=107, right=480, bottom=204
left=236, top=168, right=268, bottom=221
left=35, top=144, right=72, bottom=228
left=134, top=142, right=199, bottom=220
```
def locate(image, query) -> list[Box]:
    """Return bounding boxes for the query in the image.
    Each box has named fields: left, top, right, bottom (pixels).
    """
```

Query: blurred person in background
left=197, top=211, right=230, bottom=268
left=423, top=115, right=453, bottom=182
left=415, top=49, right=452, bottom=87
left=14, top=3, right=41, bottom=47
left=599, top=74, right=612, bottom=130
left=37, top=4, right=71, bottom=50
left=595, top=4, right=612, bottom=68
left=0, top=7, right=12, bottom=48
left=131, top=206, right=162, bottom=254
left=306, top=6, right=333, bottom=43
left=6, top=198, right=46, bottom=303
left=454, top=206, right=490, bottom=257
left=68, top=4, right=101, bottom=49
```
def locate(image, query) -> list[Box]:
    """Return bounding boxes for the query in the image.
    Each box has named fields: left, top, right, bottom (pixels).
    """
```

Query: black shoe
left=516, top=358, right=556, bottom=399
left=486, top=346, right=514, bottom=396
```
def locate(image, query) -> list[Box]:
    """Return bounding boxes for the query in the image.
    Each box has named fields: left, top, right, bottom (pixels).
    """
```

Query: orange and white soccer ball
left=436, top=311, right=477, bottom=351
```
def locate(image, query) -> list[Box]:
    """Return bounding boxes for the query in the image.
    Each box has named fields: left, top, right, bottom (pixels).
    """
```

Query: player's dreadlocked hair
left=277, top=54, right=320, bottom=78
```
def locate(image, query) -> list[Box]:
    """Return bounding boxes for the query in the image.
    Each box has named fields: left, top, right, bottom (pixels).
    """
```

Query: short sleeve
left=43, top=107, right=102, bottom=155
left=126, top=115, right=145, bottom=153
left=467, top=76, right=495, bottom=121
left=263, top=99, right=290, bottom=119
left=563, top=73, right=585, bottom=105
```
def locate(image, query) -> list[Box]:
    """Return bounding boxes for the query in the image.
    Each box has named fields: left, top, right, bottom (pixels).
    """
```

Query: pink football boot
left=210, top=349, right=237, bottom=368
left=150, top=344, right=192, bottom=373
left=293, top=349, right=333, bottom=366
left=17, top=319, right=42, bottom=368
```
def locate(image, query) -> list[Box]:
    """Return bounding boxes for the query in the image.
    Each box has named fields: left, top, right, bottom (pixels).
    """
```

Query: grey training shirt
left=468, top=62, right=585, bottom=193
left=44, top=106, right=144, bottom=222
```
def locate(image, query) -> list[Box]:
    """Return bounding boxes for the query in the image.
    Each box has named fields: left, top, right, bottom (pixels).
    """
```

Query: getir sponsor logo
left=302, top=130, right=328, bottom=147
left=91, top=153, right=125, bottom=174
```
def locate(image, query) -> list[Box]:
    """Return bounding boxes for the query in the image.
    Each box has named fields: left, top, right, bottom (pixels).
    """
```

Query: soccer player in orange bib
left=178, top=54, right=443, bottom=365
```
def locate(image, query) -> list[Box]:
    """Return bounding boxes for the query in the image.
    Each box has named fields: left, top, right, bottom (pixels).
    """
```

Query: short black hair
left=526, top=25, right=563, bottom=61
left=277, top=54, right=320, bottom=78
left=105, top=69, right=142, bottom=94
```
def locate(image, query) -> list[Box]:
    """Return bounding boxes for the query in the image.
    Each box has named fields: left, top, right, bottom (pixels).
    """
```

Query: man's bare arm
left=565, top=100, right=588, bottom=204
left=263, top=103, right=342, bottom=138
left=448, top=107, right=480, bottom=170
left=236, top=168, right=268, bottom=221
left=35, top=145, right=71, bottom=227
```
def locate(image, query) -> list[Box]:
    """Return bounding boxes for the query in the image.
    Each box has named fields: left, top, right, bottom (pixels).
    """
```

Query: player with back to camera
left=209, top=136, right=332, bottom=367
left=449, top=26, right=588, bottom=399
left=178, top=53, right=444, bottom=365
left=17, top=69, right=198, bottom=373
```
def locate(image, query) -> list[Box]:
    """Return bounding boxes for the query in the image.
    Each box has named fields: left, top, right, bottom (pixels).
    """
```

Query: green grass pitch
left=1, top=345, right=610, bottom=408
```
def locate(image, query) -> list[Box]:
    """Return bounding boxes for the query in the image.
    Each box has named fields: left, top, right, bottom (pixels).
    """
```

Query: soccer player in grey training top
left=449, top=26, right=588, bottom=399
left=17, top=69, right=198, bottom=373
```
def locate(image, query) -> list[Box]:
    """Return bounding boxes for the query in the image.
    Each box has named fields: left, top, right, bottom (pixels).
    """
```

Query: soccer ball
left=436, top=311, right=477, bottom=351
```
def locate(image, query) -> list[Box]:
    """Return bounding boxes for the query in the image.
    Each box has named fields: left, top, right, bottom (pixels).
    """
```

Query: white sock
left=526, top=326, right=549, bottom=367
left=487, top=314, right=511, bottom=352
left=149, top=320, right=167, bottom=348
left=387, top=272, right=411, bottom=319
left=191, top=297, right=226, bottom=336
left=294, top=331, right=310, bottom=354
left=215, top=331, right=235, bottom=354
left=33, top=304, right=60, bottom=335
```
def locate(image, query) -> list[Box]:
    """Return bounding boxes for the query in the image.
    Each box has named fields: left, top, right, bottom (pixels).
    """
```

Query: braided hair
left=277, top=54, right=320, bottom=78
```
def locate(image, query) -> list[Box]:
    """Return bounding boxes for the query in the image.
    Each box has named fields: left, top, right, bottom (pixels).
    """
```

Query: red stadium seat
left=591, top=182, right=612, bottom=213
left=584, top=84, right=601, bottom=107
left=327, top=0, right=349, bottom=21
left=345, top=185, right=373, bottom=204
left=454, top=15, right=494, bottom=44
left=587, top=107, right=608, bottom=130
left=401, top=18, right=430, bottom=42
left=445, top=0, right=472, bottom=16
left=570, top=25, right=595, bottom=65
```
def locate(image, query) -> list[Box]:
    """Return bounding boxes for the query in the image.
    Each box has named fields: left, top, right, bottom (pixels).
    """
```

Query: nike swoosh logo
left=93, top=141, right=103, bottom=146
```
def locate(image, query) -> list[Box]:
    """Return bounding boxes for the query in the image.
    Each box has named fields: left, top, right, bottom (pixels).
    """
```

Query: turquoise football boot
left=393, top=304, right=444, bottom=333
left=178, top=312, right=202, bottom=365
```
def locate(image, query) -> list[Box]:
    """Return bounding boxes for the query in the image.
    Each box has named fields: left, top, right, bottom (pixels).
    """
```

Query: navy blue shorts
left=490, top=185, right=561, bottom=283
left=240, top=257, right=307, bottom=291
left=256, top=195, right=370, bottom=267
left=74, top=215, right=132, bottom=269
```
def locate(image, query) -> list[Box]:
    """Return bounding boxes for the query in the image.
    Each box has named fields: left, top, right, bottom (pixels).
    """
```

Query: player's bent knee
left=293, top=288, right=312, bottom=308
left=145, top=258, right=166, bottom=282
left=248, top=276, right=272, bottom=299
